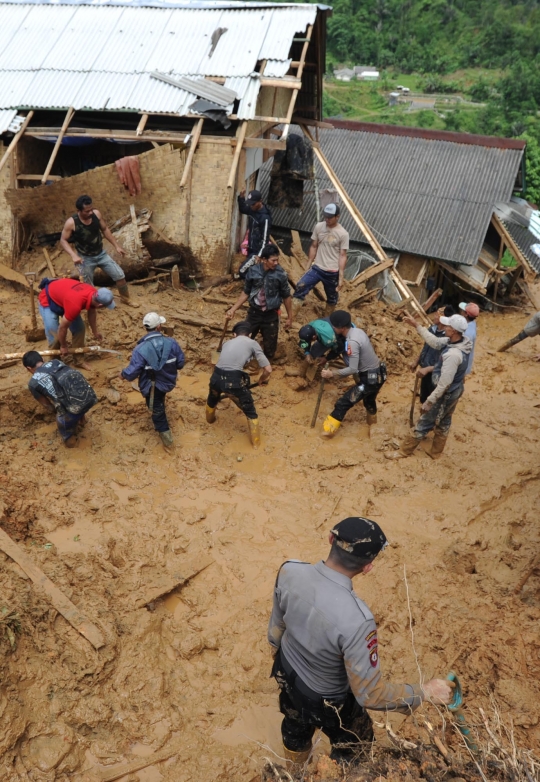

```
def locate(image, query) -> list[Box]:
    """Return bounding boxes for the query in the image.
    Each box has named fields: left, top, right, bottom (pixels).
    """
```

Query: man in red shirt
left=38, top=278, right=115, bottom=368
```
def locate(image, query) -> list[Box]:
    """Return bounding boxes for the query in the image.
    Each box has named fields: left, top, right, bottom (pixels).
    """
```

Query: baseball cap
left=299, top=324, right=316, bottom=342
left=246, top=189, right=262, bottom=204
left=143, top=312, right=166, bottom=329
left=440, top=314, right=468, bottom=333
left=331, top=517, right=388, bottom=560
left=323, top=203, right=340, bottom=217
left=329, top=310, right=352, bottom=328
left=459, top=302, right=480, bottom=318
left=94, top=288, right=115, bottom=309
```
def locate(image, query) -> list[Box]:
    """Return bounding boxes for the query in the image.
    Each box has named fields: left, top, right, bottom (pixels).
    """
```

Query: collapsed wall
left=2, top=141, right=235, bottom=280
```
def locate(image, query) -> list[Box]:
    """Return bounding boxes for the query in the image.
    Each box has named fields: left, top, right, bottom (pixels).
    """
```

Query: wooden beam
left=42, top=248, right=56, bottom=277
left=17, top=174, right=61, bottom=181
left=227, top=121, right=247, bottom=189
left=0, top=527, right=105, bottom=650
left=179, top=118, right=204, bottom=189
left=136, top=113, right=149, bottom=136
left=284, top=24, right=313, bottom=127
left=292, top=117, right=335, bottom=130
left=41, top=107, right=75, bottom=185
left=350, top=258, right=394, bottom=287
left=0, top=111, right=34, bottom=176
left=230, top=137, right=286, bottom=150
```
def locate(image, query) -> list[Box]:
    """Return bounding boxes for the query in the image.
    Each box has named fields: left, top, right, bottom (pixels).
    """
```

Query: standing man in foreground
left=268, top=517, right=454, bottom=767
left=38, top=277, right=115, bottom=369
left=236, top=189, right=272, bottom=279
left=320, top=310, right=386, bottom=436
left=226, top=244, right=292, bottom=359
left=292, top=204, right=349, bottom=317
left=386, top=313, right=471, bottom=460
left=206, top=320, right=272, bottom=448
left=120, top=313, right=185, bottom=448
left=61, top=195, right=135, bottom=305
left=411, top=305, right=454, bottom=403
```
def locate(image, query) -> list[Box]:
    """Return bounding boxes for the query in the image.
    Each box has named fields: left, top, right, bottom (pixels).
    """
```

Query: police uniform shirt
left=215, top=335, right=270, bottom=372
left=268, top=561, right=422, bottom=712
left=336, top=327, right=380, bottom=378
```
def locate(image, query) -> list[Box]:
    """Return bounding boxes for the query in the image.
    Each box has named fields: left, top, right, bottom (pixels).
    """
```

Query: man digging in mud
left=61, top=194, right=136, bottom=306
left=120, top=312, right=185, bottom=449
left=38, top=277, right=116, bottom=370
left=205, top=320, right=272, bottom=448
left=268, top=517, right=454, bottom=770
left=386, top=313, right=471, bottom=460
left=287, top=317, right=345, bottom=389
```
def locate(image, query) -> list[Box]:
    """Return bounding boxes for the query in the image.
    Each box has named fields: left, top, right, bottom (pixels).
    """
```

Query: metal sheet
left=150, top=72, right=237, bottom=105
left=0, top=108, right=17, bottom=134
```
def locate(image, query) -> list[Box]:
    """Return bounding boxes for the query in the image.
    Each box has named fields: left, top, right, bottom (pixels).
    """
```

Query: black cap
left=329, top=310, right=352, bottom=328
left=299, top=324, right=316, bottom=342
left=260, top=244, right=279, bottom=259
left=232, top=320, right=253, bottom=335
left=246, top=189, right=262, bottom=204
left=331, top=517, right=388, bottom=560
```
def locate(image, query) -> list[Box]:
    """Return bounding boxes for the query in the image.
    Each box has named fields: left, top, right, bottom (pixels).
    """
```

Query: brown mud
left=0, top=268, right=539, bottom=781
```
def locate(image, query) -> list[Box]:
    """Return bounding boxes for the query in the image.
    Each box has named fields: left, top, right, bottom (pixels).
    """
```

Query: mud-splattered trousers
left=246, top=307, right=279, bottom=360
left=272, top=649, right=373, bottom=761
left=330, top=367, right=386, bottom=422
left=413, top=384, right=463, bottom=440
left=207, top=369, right=257, bottom=420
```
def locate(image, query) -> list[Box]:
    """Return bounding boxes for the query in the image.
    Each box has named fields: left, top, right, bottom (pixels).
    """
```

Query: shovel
left=211, top=317, right=230, bottom=364
left=447, top=671, right=478, bottom=754
left=24, top=272, right=46, bottom=342
left=310, top=362, right=328, bottom=428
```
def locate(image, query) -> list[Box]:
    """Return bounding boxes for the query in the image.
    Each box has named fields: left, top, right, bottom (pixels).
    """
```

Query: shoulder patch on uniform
left=365, top=630, right=376, bottom=642
left=369, top=649, right=379, bottom=667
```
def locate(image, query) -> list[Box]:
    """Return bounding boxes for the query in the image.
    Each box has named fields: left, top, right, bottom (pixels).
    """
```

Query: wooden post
left=179, top=118, right=204, bottom=189
left=492, top=238, right=505, bottom=306
left=41, top=107, right=74, bottom=184
left=0, top=111, right=34, bottom=175
left=136, top=113, right=149, bottom=136
left=284, top=24, right=313, bottom=126
left=302, top=126, right=430, bottom=325
left=227, top=121, right=248, bottom=189
left=42, top=247, right=56, bottom=277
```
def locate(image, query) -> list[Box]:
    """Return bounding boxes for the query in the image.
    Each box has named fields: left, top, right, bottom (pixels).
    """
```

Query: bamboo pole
left=41, top=107, right=74, bottom=184
left=179, top=118, right=204, bottom=189
left=227, top=120, right=248, bottom=189
left=136, top=113, right=149, bottom=136
left=0, top=111, right=34, bottom=175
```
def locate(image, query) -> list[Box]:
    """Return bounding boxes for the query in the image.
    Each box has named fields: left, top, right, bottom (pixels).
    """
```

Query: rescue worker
left=38, top=277, right=115, bottom=370
left=410, top=305, right=454, bottom=403
left=206, top=320, right=272, bottom=448
left=320, top=311, right=386, bottom=436
left=120, top=313, right=185, bottom=449
left=458, top=302, right=479, bottom=375
left=386, top=313, right=471, bottom=460
left=268, top=516, right=454, bottom=767
left=23, top=350, right=98, bottom=448
left=236, top=189, right=272, bottom=279
left=497, top=311, right=540, bottom=354
left=288, top=318, right=345, bottom=388
left=292, top=204, right=349, bottom=317
left=60, top=195, right=135, bottom=305
left=226, top=244, right=292, bottom=360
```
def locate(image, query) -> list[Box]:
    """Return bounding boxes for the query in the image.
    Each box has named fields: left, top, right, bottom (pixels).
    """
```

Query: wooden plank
left=0, top=111, right=34, bottom=175
left=0, top=527, right=105, bottom=649
left=492, top=213, right=536, bottom=282
left=292, top=117, right=335, bottom=130
left=17, top=174, right=61, bottom=181
left=42, top=247, right=56, bottom=277
left=41, top=107, right=75, bottom=184
left=96, top=742, right=183, bottom=782
left=179, top=118, right=204, bottom=189
left=0, top=261, right=30, bottom=287
left=422, top=287, right=443, bottom=312
left=136, top=113, right=149, bottom=136
left=230, top=137, right=286, bottom=150
left=437, top=260, right=488, bottom=294
left=133, top=554, right=214, bottom=609
left=351, top=258, right=394, bottom=287
left=227, top=120, right=248, bottom=189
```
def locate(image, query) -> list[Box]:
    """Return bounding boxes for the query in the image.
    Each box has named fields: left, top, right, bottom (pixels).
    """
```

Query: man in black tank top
left=61, top=195, right=137, bottom=306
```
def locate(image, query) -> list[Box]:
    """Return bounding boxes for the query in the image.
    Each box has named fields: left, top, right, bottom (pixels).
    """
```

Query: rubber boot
left=159, top=429, right=174, bottom=448
left=428, top=432, right=447, bottom=459
left=70, top=326, right=91, bottom=370
left=322, top=415, right=341, bottom=437
left=384, top=435, right=420, bottom=460
left=283, top=746, right=311, bottom=769
left=117, top=280, right=140, bottom=307
left=248, top=417, right=261, bottom=448
left=497, top=332, right=526, bottom=352
left=205, top=405, right=216, bottom=424
left=366, top=411, right=377, bottom=426
left=64, top=435, right=78, bottom=448
left=323, top=303, right=336, bottom=316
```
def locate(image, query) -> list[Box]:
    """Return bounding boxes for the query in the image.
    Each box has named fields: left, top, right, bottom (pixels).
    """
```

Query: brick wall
left=5, top=140, right=236, bottom=278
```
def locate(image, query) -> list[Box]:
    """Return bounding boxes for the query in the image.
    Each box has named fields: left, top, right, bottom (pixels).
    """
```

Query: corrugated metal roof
left=259, top=125, right=523, bottom=266
left=502, top=220, right=540, bottom=274
left=0, top=108, right=17, bottom=134
left=0, top=1, right=317, bottom=119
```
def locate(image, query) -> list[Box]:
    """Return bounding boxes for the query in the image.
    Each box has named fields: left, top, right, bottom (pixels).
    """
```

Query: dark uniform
left=243, top=262, right=291, bottom=359
left=207, top=335, right=269, bottom=420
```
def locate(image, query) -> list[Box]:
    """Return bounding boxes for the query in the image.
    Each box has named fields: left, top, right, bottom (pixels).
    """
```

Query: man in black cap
left=268, top=517, right=454, bottom=768
left=236, top=188, right=272, bottom=279
left=320, top=310, right=386, bottom=436
left=290, top=318, right=345, bottom=387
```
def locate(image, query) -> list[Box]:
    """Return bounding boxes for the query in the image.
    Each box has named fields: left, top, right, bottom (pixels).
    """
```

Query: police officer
left=268, top=517, right=454, bottom=767
left=320, top=310, right=386, bottom=436
left=206, top=320, right=272, bottom=448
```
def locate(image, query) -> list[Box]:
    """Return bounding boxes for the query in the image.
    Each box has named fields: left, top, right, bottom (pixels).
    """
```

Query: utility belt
left=272, top=648, right=349, bottom=709
left=211, top=368, right=251, bottom=391
left=355, top=362, right=387, bottom=389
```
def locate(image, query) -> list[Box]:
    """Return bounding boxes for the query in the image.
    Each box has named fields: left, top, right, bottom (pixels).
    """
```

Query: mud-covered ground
left=0, top=268, right=539, bottom=782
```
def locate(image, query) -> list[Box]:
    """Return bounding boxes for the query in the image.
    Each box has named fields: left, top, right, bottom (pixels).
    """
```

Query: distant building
left=354, top=66, right=380, bottom=81
left=389, top=92, right=400, bottom=106
left=334, top=68, right=355, bottom=82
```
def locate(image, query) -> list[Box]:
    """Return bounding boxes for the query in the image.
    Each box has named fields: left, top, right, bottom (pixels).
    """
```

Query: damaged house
left=0, top=0, right=329, bottom=281
left=260, top=120, right=538, bottom=308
